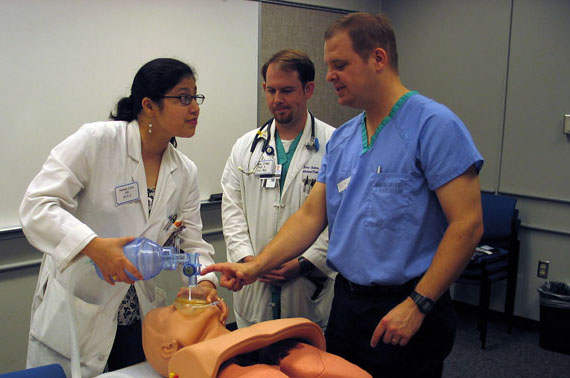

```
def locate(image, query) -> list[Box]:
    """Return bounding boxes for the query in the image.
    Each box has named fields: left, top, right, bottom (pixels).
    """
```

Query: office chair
left=0, top=364, right=66, bottom=377
left=456, top=192, right=521, bottom=349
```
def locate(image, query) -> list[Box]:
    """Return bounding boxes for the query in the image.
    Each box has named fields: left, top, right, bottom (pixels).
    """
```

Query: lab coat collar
left=126, top=121, right=149, bottom=217
left=125, top=121, right=178, bottom=222
left=126, top=120, right=142, bottom=163
left=125, top=120, right=179, bottom=173
left=151, top=145, right=177, bottom=222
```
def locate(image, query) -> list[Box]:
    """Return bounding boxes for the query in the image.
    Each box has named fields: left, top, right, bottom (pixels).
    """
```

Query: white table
left=95, top=362, right=162, bottom=378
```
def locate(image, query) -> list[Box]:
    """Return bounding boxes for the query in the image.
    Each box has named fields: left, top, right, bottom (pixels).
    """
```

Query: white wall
left=0, top=0, right=259, bottom=230
left=285, top=0, right=381, bottom=12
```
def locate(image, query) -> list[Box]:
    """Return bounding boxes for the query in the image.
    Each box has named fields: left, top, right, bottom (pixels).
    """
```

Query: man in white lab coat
left=221, top=50, right=335, bottom=329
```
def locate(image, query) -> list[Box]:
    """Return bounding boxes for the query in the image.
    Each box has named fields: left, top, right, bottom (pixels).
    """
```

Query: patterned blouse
left=116, top=187, right=155, bottom=325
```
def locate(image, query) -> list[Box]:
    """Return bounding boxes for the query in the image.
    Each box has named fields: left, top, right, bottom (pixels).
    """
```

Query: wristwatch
left=409, top=290, right=435, bottom=315
left=297, top=256, right=316, bottom=276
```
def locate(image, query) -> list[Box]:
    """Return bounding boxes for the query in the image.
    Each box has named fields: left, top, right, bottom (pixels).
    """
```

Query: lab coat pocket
left=284, top=277, right=333, bottom=329
left=29, top=276, right=103, bottom=359
left=367, top=173, right=411, bottom=230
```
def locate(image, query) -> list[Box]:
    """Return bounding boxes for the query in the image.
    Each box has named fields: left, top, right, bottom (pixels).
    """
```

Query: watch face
left=419, top=299, right=434, bottom=314
left=411, top=291, right=435, bottom=314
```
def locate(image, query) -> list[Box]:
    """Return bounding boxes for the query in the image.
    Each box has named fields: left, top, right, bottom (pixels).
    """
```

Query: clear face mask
left=173, top=285, right=219, bottom=316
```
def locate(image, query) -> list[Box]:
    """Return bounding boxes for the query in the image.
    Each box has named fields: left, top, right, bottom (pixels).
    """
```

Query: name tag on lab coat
left=115, top=182, right=140, bottom=205
left=255, top=159, right=275, bottom=176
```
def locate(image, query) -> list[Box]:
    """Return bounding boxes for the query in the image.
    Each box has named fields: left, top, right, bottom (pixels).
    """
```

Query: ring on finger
left=391, top=338, right=398, bottom=345
left=112, top=275, right=119, bottom=281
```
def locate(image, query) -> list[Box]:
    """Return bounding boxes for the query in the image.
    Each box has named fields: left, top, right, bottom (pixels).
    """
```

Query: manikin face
left=142, top=304, right=228, bottom=377
left=151, top=76, right=200, bottom=140
left=263, top=64, right=313, bottom=128
left=324, top=31, right=377, bottom=109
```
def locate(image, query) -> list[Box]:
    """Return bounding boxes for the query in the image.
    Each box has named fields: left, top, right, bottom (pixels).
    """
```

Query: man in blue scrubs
left=203, top=12, right=484, bottom=378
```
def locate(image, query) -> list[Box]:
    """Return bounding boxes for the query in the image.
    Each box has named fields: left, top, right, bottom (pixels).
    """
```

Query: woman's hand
left=177, top=281, right=229, bottom=324
left=82, top=236, right=143, bottom=285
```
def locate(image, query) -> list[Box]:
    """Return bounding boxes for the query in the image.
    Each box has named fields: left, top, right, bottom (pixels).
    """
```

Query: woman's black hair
left=110, top=58, right=196, bottom=146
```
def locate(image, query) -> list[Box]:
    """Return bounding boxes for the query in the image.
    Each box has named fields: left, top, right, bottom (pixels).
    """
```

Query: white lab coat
left=19, top=120, right=217, bottom=377
left=221, top=113, right=336, bottom=329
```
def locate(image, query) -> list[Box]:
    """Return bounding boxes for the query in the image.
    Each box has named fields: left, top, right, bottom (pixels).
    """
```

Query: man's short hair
left=261, top=49, right=315, bottom=87
left=324, top=12, right=399, bottom=72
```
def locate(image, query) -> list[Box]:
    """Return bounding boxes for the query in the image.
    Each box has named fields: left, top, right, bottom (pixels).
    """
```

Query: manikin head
left=142, top=301, right=228, bottom=377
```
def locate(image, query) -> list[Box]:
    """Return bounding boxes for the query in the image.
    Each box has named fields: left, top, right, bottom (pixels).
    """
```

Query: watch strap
left=409, top=290, right=435, bottom=315
left=297, top=256, right=316, bottom=276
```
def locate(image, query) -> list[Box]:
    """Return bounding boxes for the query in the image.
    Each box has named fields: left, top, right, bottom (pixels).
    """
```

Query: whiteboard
left=0, top=0, right=259, bottom=229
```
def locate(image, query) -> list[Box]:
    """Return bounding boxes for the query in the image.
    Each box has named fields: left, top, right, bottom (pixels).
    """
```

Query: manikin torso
left=142, top=303, right=371, bottom=378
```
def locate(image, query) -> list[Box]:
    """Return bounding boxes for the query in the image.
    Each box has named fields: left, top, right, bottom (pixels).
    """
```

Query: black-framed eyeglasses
left=161, top=94, right=205, bottom=105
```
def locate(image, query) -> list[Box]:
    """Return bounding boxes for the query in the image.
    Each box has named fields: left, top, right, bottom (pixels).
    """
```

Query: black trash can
left=537, top=281, right=570, bottom=354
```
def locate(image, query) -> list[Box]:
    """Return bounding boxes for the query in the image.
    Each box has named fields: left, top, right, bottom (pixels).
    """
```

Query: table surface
left=94, top=362, right=162, bottom=378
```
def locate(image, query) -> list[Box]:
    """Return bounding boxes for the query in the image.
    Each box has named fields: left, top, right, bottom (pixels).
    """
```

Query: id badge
left=255, top=159, right=275, bottom=176
left=115, top=182, right=140, bottom=205
left=264, top=178, right=278, bottom=188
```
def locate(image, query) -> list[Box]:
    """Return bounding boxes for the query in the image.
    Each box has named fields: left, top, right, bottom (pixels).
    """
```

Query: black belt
left=338, top=274, right=421, bottom=295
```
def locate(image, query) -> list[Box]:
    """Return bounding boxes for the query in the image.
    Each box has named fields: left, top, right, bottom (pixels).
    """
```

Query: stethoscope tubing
left=239, top=112, right=318, bottom=175
left=250, top=112, right=317, bottom=155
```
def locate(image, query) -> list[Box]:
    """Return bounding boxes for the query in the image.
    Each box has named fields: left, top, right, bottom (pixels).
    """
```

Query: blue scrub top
left=318, top=92, right=483, bottom=286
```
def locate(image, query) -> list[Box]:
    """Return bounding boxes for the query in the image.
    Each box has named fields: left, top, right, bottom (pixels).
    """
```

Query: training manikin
left=142, top=298, right=371, bottom=378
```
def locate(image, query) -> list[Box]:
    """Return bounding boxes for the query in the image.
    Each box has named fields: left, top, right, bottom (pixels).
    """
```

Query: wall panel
left=500, top=0, right=570, bottom=200
left=259, top=2, right=361, bottom=128
left=383, top=0, right=512, bottom=191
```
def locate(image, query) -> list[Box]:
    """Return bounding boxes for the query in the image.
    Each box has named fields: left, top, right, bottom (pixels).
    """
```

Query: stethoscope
left=239, top=112, right=319, bottom=175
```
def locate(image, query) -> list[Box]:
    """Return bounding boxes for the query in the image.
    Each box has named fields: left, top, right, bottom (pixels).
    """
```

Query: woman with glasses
left=20, top=58, right=225, bottom=377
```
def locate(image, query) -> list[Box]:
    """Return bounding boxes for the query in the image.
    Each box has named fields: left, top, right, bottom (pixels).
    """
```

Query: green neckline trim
left=275, top=129, right=302, bottom=165
left=361, top=90, right=418, bottom=153
left=276, top=129, right=303, bottom=197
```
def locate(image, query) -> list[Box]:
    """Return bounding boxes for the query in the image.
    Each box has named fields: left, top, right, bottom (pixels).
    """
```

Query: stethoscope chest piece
left=305, top=136, right=320, bottom=152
